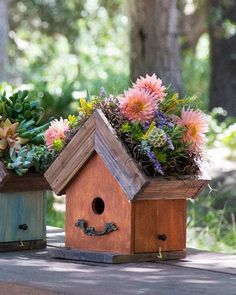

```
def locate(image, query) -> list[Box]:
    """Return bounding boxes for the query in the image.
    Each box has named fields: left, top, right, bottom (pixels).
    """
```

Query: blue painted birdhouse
left=0, top=162, right=50, bottom=251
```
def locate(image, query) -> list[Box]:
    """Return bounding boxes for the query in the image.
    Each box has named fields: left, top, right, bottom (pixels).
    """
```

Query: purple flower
left=166, top=136, right=174, bottom=150
left=139, top=141, right=164, bottom=175
left=155, top=110, right=174, bottom=129
left=142, top=122, right=150, bottom=131
left=147, top=149, right=164, bottom=175
left=99, top=87, right=106, bottom=98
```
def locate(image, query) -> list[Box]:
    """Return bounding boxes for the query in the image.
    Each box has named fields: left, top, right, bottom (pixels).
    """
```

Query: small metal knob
left=157, top=234, right=167, bottom=241
left=18, top=224, right=28, bottom=231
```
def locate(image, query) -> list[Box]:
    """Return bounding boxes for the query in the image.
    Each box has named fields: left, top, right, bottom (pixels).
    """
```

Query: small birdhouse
left=45, top=110, right=209, bottom=263
left=0, top=162, right=49, bottom=251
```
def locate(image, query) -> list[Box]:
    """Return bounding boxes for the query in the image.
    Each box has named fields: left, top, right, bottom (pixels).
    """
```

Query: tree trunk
left=207, top=0, right=236, bottom=116
left=128, top=0, right=183, bottom=94
left=0, top=0, right=9, bottom=82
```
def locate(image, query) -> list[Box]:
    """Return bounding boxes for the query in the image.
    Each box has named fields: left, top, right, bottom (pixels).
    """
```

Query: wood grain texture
left=0, top=191, right=46, bottom=243
left=134, top=199, right=186, bottom=253
left=136, top=177, right=209, bottom=200
left=45, top=110, right=148, bottom=199
left=49, top=247, right=186, bottom=264
left=66, top=153, right=133, bottom=254
left=44, top=116, right=96, bottom=195
left=0, top=240, right=46, bottom=252
left=94, top=109, right=147, bottom=200
left=0, top=162, right=50, bottom=192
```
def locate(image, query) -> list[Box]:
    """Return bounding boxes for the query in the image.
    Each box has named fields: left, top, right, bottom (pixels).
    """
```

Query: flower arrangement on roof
left=45, top=74, right=208, bottom=177
left=0, top=89, right=54, bottom=176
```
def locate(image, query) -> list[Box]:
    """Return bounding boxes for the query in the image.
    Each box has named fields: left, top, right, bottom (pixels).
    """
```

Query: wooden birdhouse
left=0, top=162, right=49, bottom=251
left=45, top=110, right=209, bottom=263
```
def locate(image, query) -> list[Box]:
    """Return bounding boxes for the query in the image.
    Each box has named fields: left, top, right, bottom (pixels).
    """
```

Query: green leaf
left=120, top=122, right=131, bottom=133
left=14, top=103, right=23, bottom=113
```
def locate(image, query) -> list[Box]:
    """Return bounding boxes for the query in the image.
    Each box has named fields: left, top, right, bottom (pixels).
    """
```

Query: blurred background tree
left=207, top=0, right=236, bottom=117
left=1, top=0, right=236, bottom=252
left=128, top=0, right=183, bottom=94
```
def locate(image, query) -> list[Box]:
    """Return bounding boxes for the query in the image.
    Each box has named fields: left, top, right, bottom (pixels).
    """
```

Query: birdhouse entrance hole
left=92, top=197, right=105, bottom=215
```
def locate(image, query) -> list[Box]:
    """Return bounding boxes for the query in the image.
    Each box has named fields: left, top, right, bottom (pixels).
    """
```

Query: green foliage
left=9, top=0, right=129, bottom=121
left=0, top=89, right=44, bottom=123
left=120, top=122, right=144, bottom=141
left=160, top=92, right=198, bottom=115
left=220, top=123, right=236, bottom=155
left=46, top=192, right=65, bottom=228
left=207, top=107, right=236, bottom=158
left=18, top=119, right=50, bottom=144
left=7, top=145, right=55, bottom=176
left=188, top=183, right=236, bottom=253
left=182, top=35, right=210, bottom=110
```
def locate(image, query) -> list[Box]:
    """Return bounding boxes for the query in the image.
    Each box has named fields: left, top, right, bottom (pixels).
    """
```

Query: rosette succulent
left=0, top=119, right=27, bottom=151
left=147, top=127, right=167, bottom=148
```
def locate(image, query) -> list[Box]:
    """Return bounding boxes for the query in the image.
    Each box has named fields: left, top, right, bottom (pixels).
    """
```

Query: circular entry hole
left=92, top=197, right=105, bottom=215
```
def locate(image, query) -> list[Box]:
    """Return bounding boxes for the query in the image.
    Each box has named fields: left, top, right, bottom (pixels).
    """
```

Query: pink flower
left=176, top=108, right=208, bottom=153
left=45, top=118, right=69, bottom=149
left=119, top=88, right=157, bottom=123
left=133, top=74, right=166, bottom=101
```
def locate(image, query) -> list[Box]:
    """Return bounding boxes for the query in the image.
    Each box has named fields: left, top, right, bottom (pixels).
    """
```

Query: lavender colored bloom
left=142, top=122, right=150, bottom=131
left=155, top=110, right=174, bottom=129
left=166, top=136, right=175, bottom=150
left=139, top=141, right=164, bottom=175
left=147, top=149, right=164, bottom=175
left=99, top=87, right=106, bottom=98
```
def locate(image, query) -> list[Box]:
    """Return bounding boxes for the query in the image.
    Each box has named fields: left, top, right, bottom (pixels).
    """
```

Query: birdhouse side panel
left=134, top=199, right=186, bottom=253
left=66, top=153, right=133, bottom=254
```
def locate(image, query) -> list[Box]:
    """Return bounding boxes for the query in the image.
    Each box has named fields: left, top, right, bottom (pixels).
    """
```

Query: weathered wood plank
left=0, top=162, right=50, bottom=192
left=48, top=247, right=186, bottom=264
left=94, top=109, right=148, bottom=200
left=44, top=117, right=96, bottom=195
left=45, top=110, right=148, bottom=198
left=136, top=177, right=208, bottom=200
left=0, top=240, right=46, bottom=252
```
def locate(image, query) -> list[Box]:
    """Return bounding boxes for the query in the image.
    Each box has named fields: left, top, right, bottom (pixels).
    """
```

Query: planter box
left=0, top=162, right=50, bottom=251
left=45, top=110, right=209, bottom=263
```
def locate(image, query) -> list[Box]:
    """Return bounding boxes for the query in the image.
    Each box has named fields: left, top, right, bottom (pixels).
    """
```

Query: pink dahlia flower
left=133, top=74, right=166, bottom=101
left=176, top=108, right=208, bottom=153
left=45, top=118, right=69, bottom=149
left=119, top=88, right=157, bottom=123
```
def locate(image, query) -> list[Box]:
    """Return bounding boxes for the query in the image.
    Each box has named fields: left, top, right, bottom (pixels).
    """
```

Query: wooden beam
left=44, top=117, right=96, bottom=195
left=94, top=110, right=148, bottom=200
left=0, top=162, right=50, bottom=192
left=136, top=176, right=209, bottom=200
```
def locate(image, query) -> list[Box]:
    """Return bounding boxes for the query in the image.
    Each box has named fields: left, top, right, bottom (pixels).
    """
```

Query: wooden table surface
left=0, top=226, right=235, bottom=295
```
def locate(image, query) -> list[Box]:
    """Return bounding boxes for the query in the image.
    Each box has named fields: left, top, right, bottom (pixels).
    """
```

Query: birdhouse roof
left=44, top=109, right=209, bottom=200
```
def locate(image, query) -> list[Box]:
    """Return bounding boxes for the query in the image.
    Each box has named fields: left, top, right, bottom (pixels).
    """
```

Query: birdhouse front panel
left=0, top=191, right=46, bottom=249
left=66, top=153, right=133, bottom=254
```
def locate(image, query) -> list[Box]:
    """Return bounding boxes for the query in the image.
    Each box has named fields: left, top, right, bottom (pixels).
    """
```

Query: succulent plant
left=147, top=127, right=167, bottom=148
left=7, top=145, right=56, bottom=176
left=0, top=119, right=28, bottom=151
left=0, top=90, right=44, bottom=123
left=17, top=119, right=50, bottom=144
left=7, top=146, right=34, bottom=176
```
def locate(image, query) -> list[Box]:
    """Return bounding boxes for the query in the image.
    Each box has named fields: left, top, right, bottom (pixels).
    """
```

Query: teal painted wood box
left=0, top=162, right=50, bottom=251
